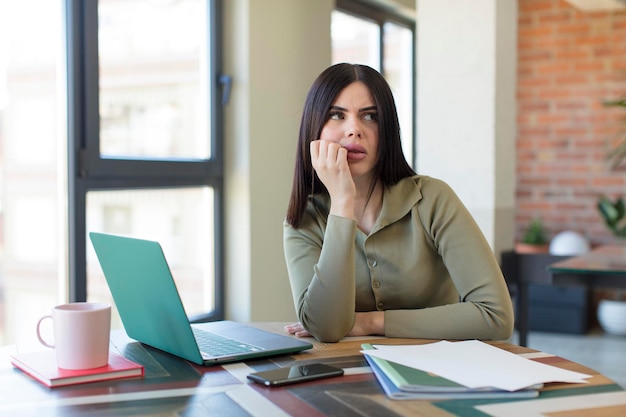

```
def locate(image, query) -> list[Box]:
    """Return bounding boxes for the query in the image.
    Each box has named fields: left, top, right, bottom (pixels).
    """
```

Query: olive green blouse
left=283, top=175, right=514, bottom=342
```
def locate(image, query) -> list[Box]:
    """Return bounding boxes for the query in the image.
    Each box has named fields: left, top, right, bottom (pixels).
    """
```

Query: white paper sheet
left=361, top=340, right=591, bottom=392
left=476, top=391, right=626, bottom=417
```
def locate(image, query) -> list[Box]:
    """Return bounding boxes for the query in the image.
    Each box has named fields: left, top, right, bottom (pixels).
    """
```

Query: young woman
left=283, top=63, right=513, bottom=343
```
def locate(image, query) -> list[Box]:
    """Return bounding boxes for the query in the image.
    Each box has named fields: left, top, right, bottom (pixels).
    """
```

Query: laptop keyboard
left=192, top=328, right=263, bottom=357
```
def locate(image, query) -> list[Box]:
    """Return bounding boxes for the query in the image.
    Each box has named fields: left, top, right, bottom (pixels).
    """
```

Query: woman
left=283, top=63, right=513, bottom=343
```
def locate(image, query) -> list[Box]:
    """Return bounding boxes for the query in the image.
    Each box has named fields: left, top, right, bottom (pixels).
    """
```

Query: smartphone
left=247, top=363, right=344, bottom=387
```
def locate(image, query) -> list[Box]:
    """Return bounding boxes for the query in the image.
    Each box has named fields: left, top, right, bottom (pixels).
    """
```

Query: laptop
left=89, top=232, right=312, bottom=365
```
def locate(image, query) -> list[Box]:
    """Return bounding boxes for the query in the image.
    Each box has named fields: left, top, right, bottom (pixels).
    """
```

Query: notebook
left=89, top=232, right=312, bottom=365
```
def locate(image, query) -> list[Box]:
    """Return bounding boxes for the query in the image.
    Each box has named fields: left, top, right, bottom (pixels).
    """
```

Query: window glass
left=331, top=10, right=380, bottom=71
left=86, top=188, right=215, bottom=329
left=384, top=22, right=414, bottom=165
left=98, top=0, right=210, bottom=159
left=0, top=0, right=64, bottom=345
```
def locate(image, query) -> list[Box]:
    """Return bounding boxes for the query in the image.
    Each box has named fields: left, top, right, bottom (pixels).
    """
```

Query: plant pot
left=514, top=242, right=549, bottom=254
left=597, top=299, right=626, bottom=336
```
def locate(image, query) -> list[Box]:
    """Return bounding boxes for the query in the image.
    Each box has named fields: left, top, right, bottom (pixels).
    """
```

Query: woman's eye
left=363, top=113, right=378, bottom=122
left=328, top=111, right=343, bottom=120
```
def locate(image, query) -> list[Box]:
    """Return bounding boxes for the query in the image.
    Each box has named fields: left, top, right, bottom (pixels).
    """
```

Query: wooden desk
left=549, top=245, right=626, bottom=288
left=2, top=323, right=625, bottom=417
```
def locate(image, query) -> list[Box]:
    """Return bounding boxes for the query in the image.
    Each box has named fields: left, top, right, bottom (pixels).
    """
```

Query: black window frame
left=65, top=0, right=225, bottom=322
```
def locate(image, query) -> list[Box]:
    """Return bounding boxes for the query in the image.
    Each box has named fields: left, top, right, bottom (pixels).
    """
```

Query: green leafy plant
left=598, top=195, right=626, bottom=238
left=603, top=96, right=626, bottom=169
left=522, top=218, right=549, bottom=245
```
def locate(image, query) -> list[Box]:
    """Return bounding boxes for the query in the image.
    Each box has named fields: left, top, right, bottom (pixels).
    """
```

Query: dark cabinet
left=501, top=251, right=590, bottom=334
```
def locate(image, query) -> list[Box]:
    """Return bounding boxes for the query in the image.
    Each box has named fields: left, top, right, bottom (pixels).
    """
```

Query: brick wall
left=517, top=0, right=626, bottom=245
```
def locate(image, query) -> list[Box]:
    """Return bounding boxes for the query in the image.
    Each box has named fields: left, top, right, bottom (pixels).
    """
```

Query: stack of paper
left=361, top=341, right=591, bottom=400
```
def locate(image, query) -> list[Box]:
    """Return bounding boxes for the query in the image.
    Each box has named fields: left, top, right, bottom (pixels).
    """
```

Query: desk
left=2, top=323, right=625, bottom=417
left=549, top=245, right=626, bottom=287
left=508, top=246, right=626, bottom=347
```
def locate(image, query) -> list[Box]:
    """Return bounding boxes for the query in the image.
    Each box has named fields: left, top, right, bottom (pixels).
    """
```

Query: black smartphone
left=247, top=363, right=344, bottom=387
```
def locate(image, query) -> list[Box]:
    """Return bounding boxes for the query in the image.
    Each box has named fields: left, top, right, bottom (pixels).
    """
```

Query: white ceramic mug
left=36, top=302, right=111, bottom=370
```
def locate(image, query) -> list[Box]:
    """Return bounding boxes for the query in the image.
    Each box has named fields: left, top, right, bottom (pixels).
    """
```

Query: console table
left=510, top=245, right=626, bottom=346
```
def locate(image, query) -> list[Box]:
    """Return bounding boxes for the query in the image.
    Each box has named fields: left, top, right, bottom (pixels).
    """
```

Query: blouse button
left=373, top=281, right=380, bottom=288
left=370, top=259, right=378, bottom=267
left=377, top=302, right=384, bottom=309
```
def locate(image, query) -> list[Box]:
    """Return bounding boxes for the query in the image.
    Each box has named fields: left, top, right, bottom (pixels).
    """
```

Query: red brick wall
left=517, top=0, right=626, bottom=246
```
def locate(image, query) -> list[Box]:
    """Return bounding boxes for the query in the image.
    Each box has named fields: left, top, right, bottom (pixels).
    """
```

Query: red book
left=10, top=350, right=144, bottom=388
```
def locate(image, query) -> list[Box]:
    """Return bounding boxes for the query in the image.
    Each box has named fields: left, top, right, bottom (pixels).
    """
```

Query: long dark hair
left=285, top=63, right=415, bottom=227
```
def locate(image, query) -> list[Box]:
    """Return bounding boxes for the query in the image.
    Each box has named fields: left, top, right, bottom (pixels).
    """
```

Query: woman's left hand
left=284, top=322, right=311, bottom=337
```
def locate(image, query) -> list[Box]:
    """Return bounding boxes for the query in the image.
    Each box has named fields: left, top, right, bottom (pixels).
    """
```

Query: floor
left=507, top=327, right=626, bottom=389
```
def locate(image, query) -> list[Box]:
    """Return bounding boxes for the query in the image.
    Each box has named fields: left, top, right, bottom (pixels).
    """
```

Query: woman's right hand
left=310, top=139, right=355, bottom=219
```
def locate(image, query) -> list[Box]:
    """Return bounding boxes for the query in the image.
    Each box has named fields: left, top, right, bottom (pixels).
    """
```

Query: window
left=0, top=0, right=65, bottom=345
left=0, top=0, right=223, bottom=345
left=332, top=0, right=415, bottom=167
left=71, top=0, right=224, bottom=326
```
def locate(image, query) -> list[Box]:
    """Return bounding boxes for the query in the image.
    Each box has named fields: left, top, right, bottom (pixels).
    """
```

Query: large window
left=0, top=0, right=65, bottom=345
left=73, top=0, right=224, bottom=328
left=332, top=0, right=415, bottom=167
left=0, top=0, right=223, bottom=345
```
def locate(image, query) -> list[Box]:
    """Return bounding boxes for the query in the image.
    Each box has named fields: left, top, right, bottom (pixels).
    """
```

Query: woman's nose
left=345, top=119, right=362, bottom=138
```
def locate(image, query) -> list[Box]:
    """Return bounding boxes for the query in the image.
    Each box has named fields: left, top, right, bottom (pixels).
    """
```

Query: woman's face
left=319, top=81, right=379, bottom=180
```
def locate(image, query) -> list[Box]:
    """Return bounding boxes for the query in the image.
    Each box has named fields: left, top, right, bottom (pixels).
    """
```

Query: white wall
left=416, top=0, right=516, bottom=255
left=223, top=0, right=333, bottom=322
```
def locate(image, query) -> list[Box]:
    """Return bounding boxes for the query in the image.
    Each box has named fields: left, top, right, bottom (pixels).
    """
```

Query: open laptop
left=89, top=232, right=312, bottom=365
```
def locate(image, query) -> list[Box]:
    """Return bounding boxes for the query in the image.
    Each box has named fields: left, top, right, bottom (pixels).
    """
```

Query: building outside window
left=0, top=0, right=64, bottom=345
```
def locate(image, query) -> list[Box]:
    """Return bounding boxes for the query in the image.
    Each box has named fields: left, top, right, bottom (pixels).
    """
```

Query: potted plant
left=597, top=295, right=626, bottom=336
left=603, top=95, right=626, bottom=169
left=596, top=195, right=626, bottom=335
left=594, top=90, right=626, bottom=335
left=515, top=218, right=549, bottom=254
left=597, top=88, right=626, bottom=239
left=597, top=195, right=626, bottom=239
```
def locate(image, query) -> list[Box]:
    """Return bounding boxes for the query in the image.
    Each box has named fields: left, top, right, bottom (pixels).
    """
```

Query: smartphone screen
left=247, top=363, right=344, bottom=386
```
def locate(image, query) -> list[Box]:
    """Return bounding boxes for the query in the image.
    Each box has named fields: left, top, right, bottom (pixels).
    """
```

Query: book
left=361, top=344, right=540, bottom=400
left=10, top=350, right=144, bottom=388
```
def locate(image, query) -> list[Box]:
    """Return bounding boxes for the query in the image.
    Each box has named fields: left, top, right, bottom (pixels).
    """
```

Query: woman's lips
left=343, top=144, right=367, bottom=161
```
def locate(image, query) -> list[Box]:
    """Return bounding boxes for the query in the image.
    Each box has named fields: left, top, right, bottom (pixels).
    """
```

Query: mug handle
left=36, top=315, right=54, bottom=348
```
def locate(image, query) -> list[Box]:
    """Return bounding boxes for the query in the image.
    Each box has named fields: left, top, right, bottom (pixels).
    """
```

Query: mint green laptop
left=89, top=232, right=312, bottom=365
